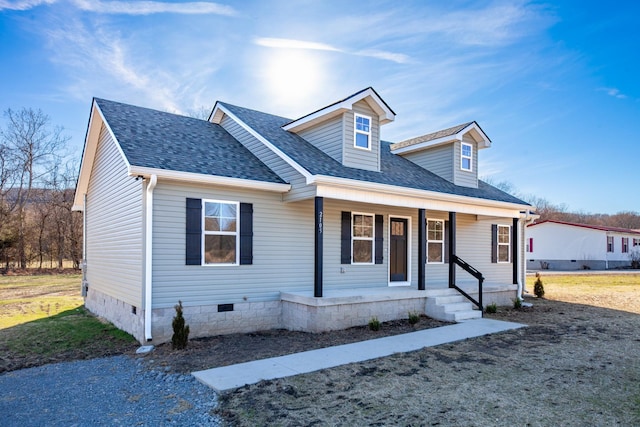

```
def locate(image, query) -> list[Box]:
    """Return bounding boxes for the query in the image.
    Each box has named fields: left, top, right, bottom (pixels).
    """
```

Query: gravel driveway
left=0, top=355, right=219, bottom=426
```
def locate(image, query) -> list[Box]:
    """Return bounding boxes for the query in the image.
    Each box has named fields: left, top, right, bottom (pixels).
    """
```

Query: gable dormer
left=390, top=121, right=491, bottom=189
left=282, top=87, right=395, bottom=172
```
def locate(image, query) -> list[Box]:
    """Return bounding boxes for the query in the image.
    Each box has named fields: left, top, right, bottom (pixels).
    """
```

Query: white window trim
left=354, top=113, right=372, bottom=151
left=607, top=236, right=614, bottom=253
left=388, top=215, right=412, bottom=287
left=461, top=142, right=473, bottom=172
left=497, top=224, right=510, bottom=263
left=352, top=211, right=375, bottom=265
left=427, top=219, right=445, bottom=264
left=622, top=237, right=629, bottom=253
left=202, top=199, right=240, bottom=266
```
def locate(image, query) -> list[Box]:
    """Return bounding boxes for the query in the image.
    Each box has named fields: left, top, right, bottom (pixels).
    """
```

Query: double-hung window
left=427, top=219, right=444, bottom=263
left=354, top=114, right=371, bottom=150
left=352, top=213, right=374, bottom=263
left=622, top=237, right=629, bottom=253
left=607, top=236, right=614, bottom=253
left=497, top=225, right=510, bottom=262
left=203, top=200, right=239, bottom=264
left=461, top=142, right=473, bottom=171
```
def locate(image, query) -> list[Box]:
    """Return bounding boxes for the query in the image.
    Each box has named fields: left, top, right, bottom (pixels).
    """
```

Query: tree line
left=490, top=181, right=640, bottom=229
left=0, top=108, right=81, bottom=271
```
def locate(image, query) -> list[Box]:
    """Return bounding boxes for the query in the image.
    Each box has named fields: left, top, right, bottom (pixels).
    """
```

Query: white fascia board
left=72, top=101, right=131, bottom=211
left=211, top=104, right=314, bottom=183
left=462, top=122, right=491, bottom=148
left=283, top=88, right=395, bottom=132
left=129, top=166, right=292, bottom=193
left=312, top=175, right=527, bottom=218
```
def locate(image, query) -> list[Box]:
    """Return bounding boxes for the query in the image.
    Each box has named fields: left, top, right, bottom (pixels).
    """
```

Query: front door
left=390, top=218, right=408, bottom=283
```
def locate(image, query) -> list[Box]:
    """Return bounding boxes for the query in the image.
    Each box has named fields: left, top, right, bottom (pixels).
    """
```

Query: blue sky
left=1, top=0, right=638, bottom=214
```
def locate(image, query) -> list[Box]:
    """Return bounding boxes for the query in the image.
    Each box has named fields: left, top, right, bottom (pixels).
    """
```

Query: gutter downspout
left=81, top=194, right=88, bottom=296
left=144, top=174, right=157, bottom=342
left=518, top=210, right=537, bottom=302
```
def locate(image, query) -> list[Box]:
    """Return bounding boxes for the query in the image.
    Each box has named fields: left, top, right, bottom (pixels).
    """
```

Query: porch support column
left=418, top=209, right=426, bottom=290
left=512, top=217, right=519, bottom=285
left=448, top=211, right=456, bottom=288
left=314, top=197, right=324, bottom=298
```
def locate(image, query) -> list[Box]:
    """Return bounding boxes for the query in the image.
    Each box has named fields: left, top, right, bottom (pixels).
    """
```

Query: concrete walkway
left=192, top=318, right=525, bottom=392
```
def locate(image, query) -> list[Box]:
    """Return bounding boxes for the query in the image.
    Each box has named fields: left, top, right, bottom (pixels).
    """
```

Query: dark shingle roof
left=219, top=102, right=529, bottom=206
left=95, top=98, right=285, bottom=184
left=391, top=122, right=474, bottom=151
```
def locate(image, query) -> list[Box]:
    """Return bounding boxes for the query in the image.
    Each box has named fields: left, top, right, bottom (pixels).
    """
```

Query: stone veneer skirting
left=281, top=289, right=428, bottom=333
left=85, top=285, right=517, bottom=344
left=84, top=287, right=145, bottom=342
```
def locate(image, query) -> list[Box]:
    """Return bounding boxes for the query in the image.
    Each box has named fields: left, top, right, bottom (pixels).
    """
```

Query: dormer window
left=354, top=114, right=371, bottom=150
left=461, top=142, right=473, bottom=171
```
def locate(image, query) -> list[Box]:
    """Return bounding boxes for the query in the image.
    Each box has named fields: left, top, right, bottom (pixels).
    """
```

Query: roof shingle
left=95, top=98, right=285, bottom=184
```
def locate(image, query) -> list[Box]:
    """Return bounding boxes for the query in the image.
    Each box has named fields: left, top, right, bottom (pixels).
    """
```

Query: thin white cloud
left=253, top=37, right=410, bottom=64
left=0, top=0, right=236, bottom=14
left=70, top=0, right=236, bottom=16
left=255, top=38, right=340, bottom=53
left=601, top=87, right=627, bottom=99
left=355, top=49, right=410, bottom=64
left=0, top=0, right=56, bottom=10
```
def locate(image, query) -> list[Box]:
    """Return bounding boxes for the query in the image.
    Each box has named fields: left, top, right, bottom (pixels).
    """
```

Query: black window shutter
left=341, top=211, right=351, bottom=264
left=239, top=203, right=253, bottom=265
left=186, top=198, right=202, bottom=265
left=491, top=224, right=498, bottom=263
left=444, top=221, right=450, bottom=263
left=374, top=215, right=384, bottom=264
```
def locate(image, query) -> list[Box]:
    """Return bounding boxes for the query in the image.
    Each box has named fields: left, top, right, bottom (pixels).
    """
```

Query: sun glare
left=261, top=50, right=325, bottom=107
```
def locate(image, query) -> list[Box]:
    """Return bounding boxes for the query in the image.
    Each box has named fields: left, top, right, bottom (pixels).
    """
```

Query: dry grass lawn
left=218, top=273, right=640, bottom=426
left=0, top=274, right=84, bottom=329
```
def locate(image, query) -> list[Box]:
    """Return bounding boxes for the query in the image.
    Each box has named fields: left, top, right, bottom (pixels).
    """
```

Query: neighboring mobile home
left=527, top=220, right=640, bottom=270
left=73, top=87, right=534, bottom=344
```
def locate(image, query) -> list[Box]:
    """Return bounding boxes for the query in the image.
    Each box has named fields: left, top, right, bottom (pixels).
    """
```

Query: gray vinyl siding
left=343, top=101, right=380, bottom=172
left=298, top=115, right=343, bottom=163
left=151, top=182, right=315, bottom=308
left=455, top=215, right=513, bottom=284
left=152, top=182, right=518, bottom=308
left=322, top=200, right=419, bottom=289
left=425, top=213, right=514, bottom=286
left=403, top=144, right=454, bottom=183
left=85, top=125, right=144, bottom=307
left=454, top=138, right=478, bottom=188
left=220, top=114, right=315, bottom=201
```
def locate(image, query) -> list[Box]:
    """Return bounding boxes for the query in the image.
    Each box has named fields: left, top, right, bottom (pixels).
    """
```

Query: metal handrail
left=450, top=254, right=484, bottom=312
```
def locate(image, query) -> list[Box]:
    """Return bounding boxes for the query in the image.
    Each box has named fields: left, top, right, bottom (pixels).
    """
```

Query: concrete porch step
left=425, top=288, right=482, bottom=323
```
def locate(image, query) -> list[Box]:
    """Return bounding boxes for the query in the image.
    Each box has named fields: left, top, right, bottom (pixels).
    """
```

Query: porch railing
left=450, top=254, right=484, bottom=314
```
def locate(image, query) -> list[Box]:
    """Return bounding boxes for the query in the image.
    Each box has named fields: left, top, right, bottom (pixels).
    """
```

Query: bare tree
left=0, top=108, right=69, bottom=268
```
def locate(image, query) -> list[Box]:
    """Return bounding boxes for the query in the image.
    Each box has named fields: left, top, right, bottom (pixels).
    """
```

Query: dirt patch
left=140, top=316, right=449, bottom=374
left=212, top=298, right=640, bottom=426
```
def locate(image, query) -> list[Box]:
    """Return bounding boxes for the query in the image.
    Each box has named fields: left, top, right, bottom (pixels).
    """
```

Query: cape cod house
left=73, top=87, right=534, bottom=344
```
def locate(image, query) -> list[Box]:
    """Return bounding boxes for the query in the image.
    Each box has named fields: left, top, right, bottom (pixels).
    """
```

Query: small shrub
left=513, top=298, right=522, bottom=309
left=485, top=303, right=497, bottom=314
left=408, top=311, right=420, bottom=325
left=368, top=316, right=381, bottom=331
left=171, top=300, right=190, bottom=350
left=533, top=273, right=545, bottom=298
